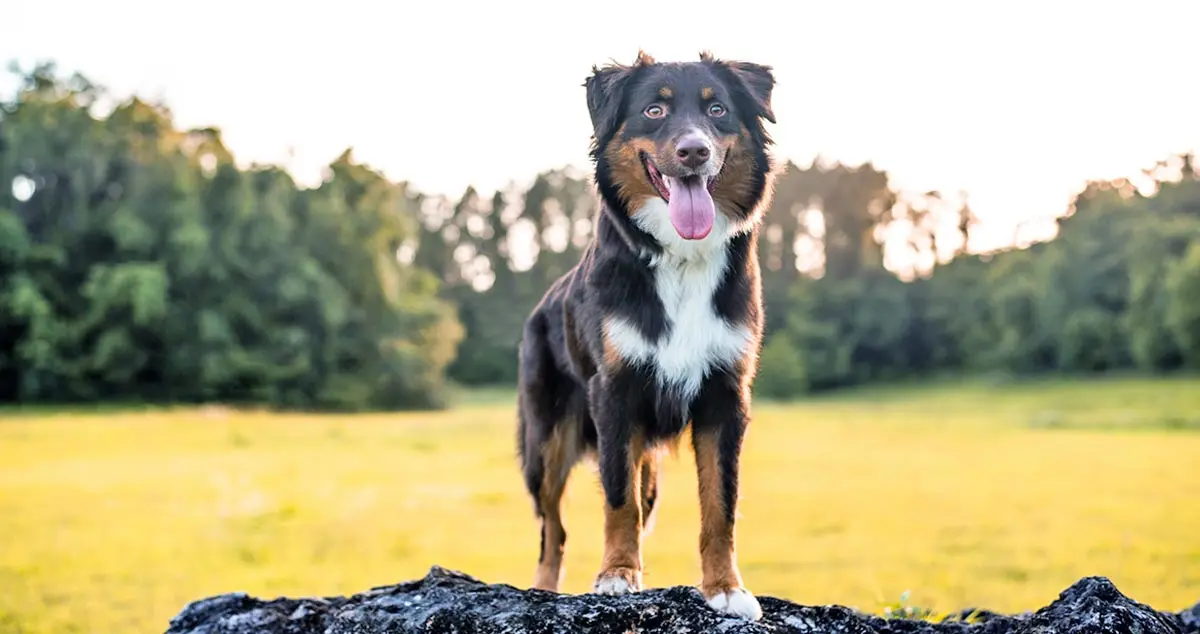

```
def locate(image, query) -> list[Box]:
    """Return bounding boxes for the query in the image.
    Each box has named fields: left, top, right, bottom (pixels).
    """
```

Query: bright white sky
left=3, top=0, right=1198, bottom=254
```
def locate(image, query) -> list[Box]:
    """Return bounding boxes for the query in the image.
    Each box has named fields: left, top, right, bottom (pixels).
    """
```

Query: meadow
left=2, top=376, right=1199, bottom=634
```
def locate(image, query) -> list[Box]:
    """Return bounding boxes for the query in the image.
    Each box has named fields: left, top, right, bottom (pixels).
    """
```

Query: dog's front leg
left=691, top=380, right=762, bottom=620
left=588, top=374, right=644, bottom=595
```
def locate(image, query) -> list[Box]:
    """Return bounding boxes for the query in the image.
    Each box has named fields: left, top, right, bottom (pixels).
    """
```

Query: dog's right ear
left=584, top=51, right=654, bottom=148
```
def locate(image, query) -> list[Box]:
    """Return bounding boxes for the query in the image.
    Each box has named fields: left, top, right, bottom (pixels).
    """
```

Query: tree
left=0, top=64, right=462, bottom=410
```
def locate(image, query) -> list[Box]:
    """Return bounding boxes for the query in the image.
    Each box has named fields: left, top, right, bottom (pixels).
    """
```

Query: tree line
left=1, top=63, right=1198, bottom=411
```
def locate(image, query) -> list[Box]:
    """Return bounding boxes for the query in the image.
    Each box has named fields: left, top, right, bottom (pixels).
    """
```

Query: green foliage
left=758, top=158, right=1200, bottom=397
left=1165, top=241, right=1200, bottom=365
left=755, top=334, right=807, bottom=398
left=880, top=590, right=937, bottom=621
left=0, top=63, right=461, bottom=410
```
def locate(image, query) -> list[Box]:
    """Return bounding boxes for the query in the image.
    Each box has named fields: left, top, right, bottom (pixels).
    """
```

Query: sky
left=3, top=0, right=1199, bottom=253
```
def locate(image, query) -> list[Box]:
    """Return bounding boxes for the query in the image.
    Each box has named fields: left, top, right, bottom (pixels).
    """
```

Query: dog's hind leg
left=639, top=450, right=661, bottom=536
left=532, top=419, right=581, bottom=592
left=519, top=319, right=583, bottom=593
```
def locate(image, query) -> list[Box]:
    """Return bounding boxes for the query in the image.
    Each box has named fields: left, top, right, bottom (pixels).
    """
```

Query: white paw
left=706, top=587, right=763, bottom=621
left=593, top=572, right=640, bottom=595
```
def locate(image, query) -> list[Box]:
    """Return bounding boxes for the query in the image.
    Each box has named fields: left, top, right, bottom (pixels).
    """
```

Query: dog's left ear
left=717, top=60, right=776, bottom=125
left=584, top=51, right=654, bottom=146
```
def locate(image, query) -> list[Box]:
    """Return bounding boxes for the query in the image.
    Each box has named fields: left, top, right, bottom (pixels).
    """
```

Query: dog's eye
left=708, top=102, right=727, bottom=117
left=644, top=104, right=667, bottom=119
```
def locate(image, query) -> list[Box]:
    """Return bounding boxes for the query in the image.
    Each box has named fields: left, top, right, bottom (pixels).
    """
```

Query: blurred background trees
left=2, top=63, right=1198, bottom=410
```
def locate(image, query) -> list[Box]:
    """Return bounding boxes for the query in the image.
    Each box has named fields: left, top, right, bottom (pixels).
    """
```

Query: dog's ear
left=584, top=64, right=631, bottom=141
left=713, top=59, right=776, bottom=125
left=584, top=51, right=654, bottom=147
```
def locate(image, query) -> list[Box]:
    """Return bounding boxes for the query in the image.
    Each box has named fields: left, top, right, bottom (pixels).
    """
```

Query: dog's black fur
left=516, top=51, right=777, bottom=620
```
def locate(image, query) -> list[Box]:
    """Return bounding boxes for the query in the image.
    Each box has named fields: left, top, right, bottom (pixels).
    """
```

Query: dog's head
left=585, top=51, right=777, bottom=243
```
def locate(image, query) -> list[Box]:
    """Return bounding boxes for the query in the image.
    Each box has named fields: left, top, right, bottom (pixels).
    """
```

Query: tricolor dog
left=516, top=50, right=778, bottom=621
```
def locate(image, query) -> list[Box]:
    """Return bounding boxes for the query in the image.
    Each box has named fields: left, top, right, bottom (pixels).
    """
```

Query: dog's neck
left=595, top=193, right=761, bottom=270
left=632, top=198, right=754, bottom=266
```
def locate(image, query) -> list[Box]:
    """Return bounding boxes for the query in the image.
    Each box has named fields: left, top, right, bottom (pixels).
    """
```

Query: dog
left=516, top=50, right=778, bottom=621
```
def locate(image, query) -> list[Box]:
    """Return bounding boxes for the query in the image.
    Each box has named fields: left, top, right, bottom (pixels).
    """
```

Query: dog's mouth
left=639, top=153, right=720, bottom=240
left=640, top=153, right=718, bottom=202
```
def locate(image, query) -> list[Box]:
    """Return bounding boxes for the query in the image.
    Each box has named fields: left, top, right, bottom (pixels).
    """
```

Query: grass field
left=2, top=376, right=1199, bottom=634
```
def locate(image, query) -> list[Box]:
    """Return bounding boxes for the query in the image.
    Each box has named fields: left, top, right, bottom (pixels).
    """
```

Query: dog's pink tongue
left=666, top=176, right=715, bottom=240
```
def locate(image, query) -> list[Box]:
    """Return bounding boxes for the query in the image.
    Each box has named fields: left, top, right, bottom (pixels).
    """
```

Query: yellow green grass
left=2, top=376, right=1199, bottom=634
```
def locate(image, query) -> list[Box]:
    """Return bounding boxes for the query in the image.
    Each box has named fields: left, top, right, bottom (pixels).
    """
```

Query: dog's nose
left=675, top=137, right=711, bottom=169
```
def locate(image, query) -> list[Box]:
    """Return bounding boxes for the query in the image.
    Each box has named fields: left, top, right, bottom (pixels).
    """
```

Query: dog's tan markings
left=701, top=86, right=714, bottom=100
left=717, top=132, right=740, bottom=152
left=693, top=429, right=743, bottom=599
left=604, top=124, right=661, bottom=213
left=595, top=433, right=645, bottom=591
left=711, top=130, right=757, bottom=215
left=601, top=316, right=624, bottom=371
left=533, top=423, right=582, bottom=592
left=658, top=87, right=673, bottom=99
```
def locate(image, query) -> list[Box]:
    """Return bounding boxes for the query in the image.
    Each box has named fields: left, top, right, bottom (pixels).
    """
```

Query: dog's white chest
left=604, top=246, right=754, bottom=403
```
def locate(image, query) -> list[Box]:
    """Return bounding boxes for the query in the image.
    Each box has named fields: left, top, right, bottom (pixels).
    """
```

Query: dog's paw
left=592, top=567, right=642, bottom=595
left=705, top=587, right=763, bottom=621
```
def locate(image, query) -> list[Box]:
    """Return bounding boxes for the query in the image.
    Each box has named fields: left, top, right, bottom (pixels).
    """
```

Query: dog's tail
left=516, top=316, right=549, bottom=513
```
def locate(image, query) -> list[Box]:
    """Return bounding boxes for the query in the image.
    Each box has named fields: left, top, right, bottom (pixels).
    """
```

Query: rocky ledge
left=166, top=565, right=1200, bottom=634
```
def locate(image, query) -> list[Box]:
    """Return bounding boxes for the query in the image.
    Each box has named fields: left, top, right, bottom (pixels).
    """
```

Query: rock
left=165, top=565, right=1200, bottom=634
